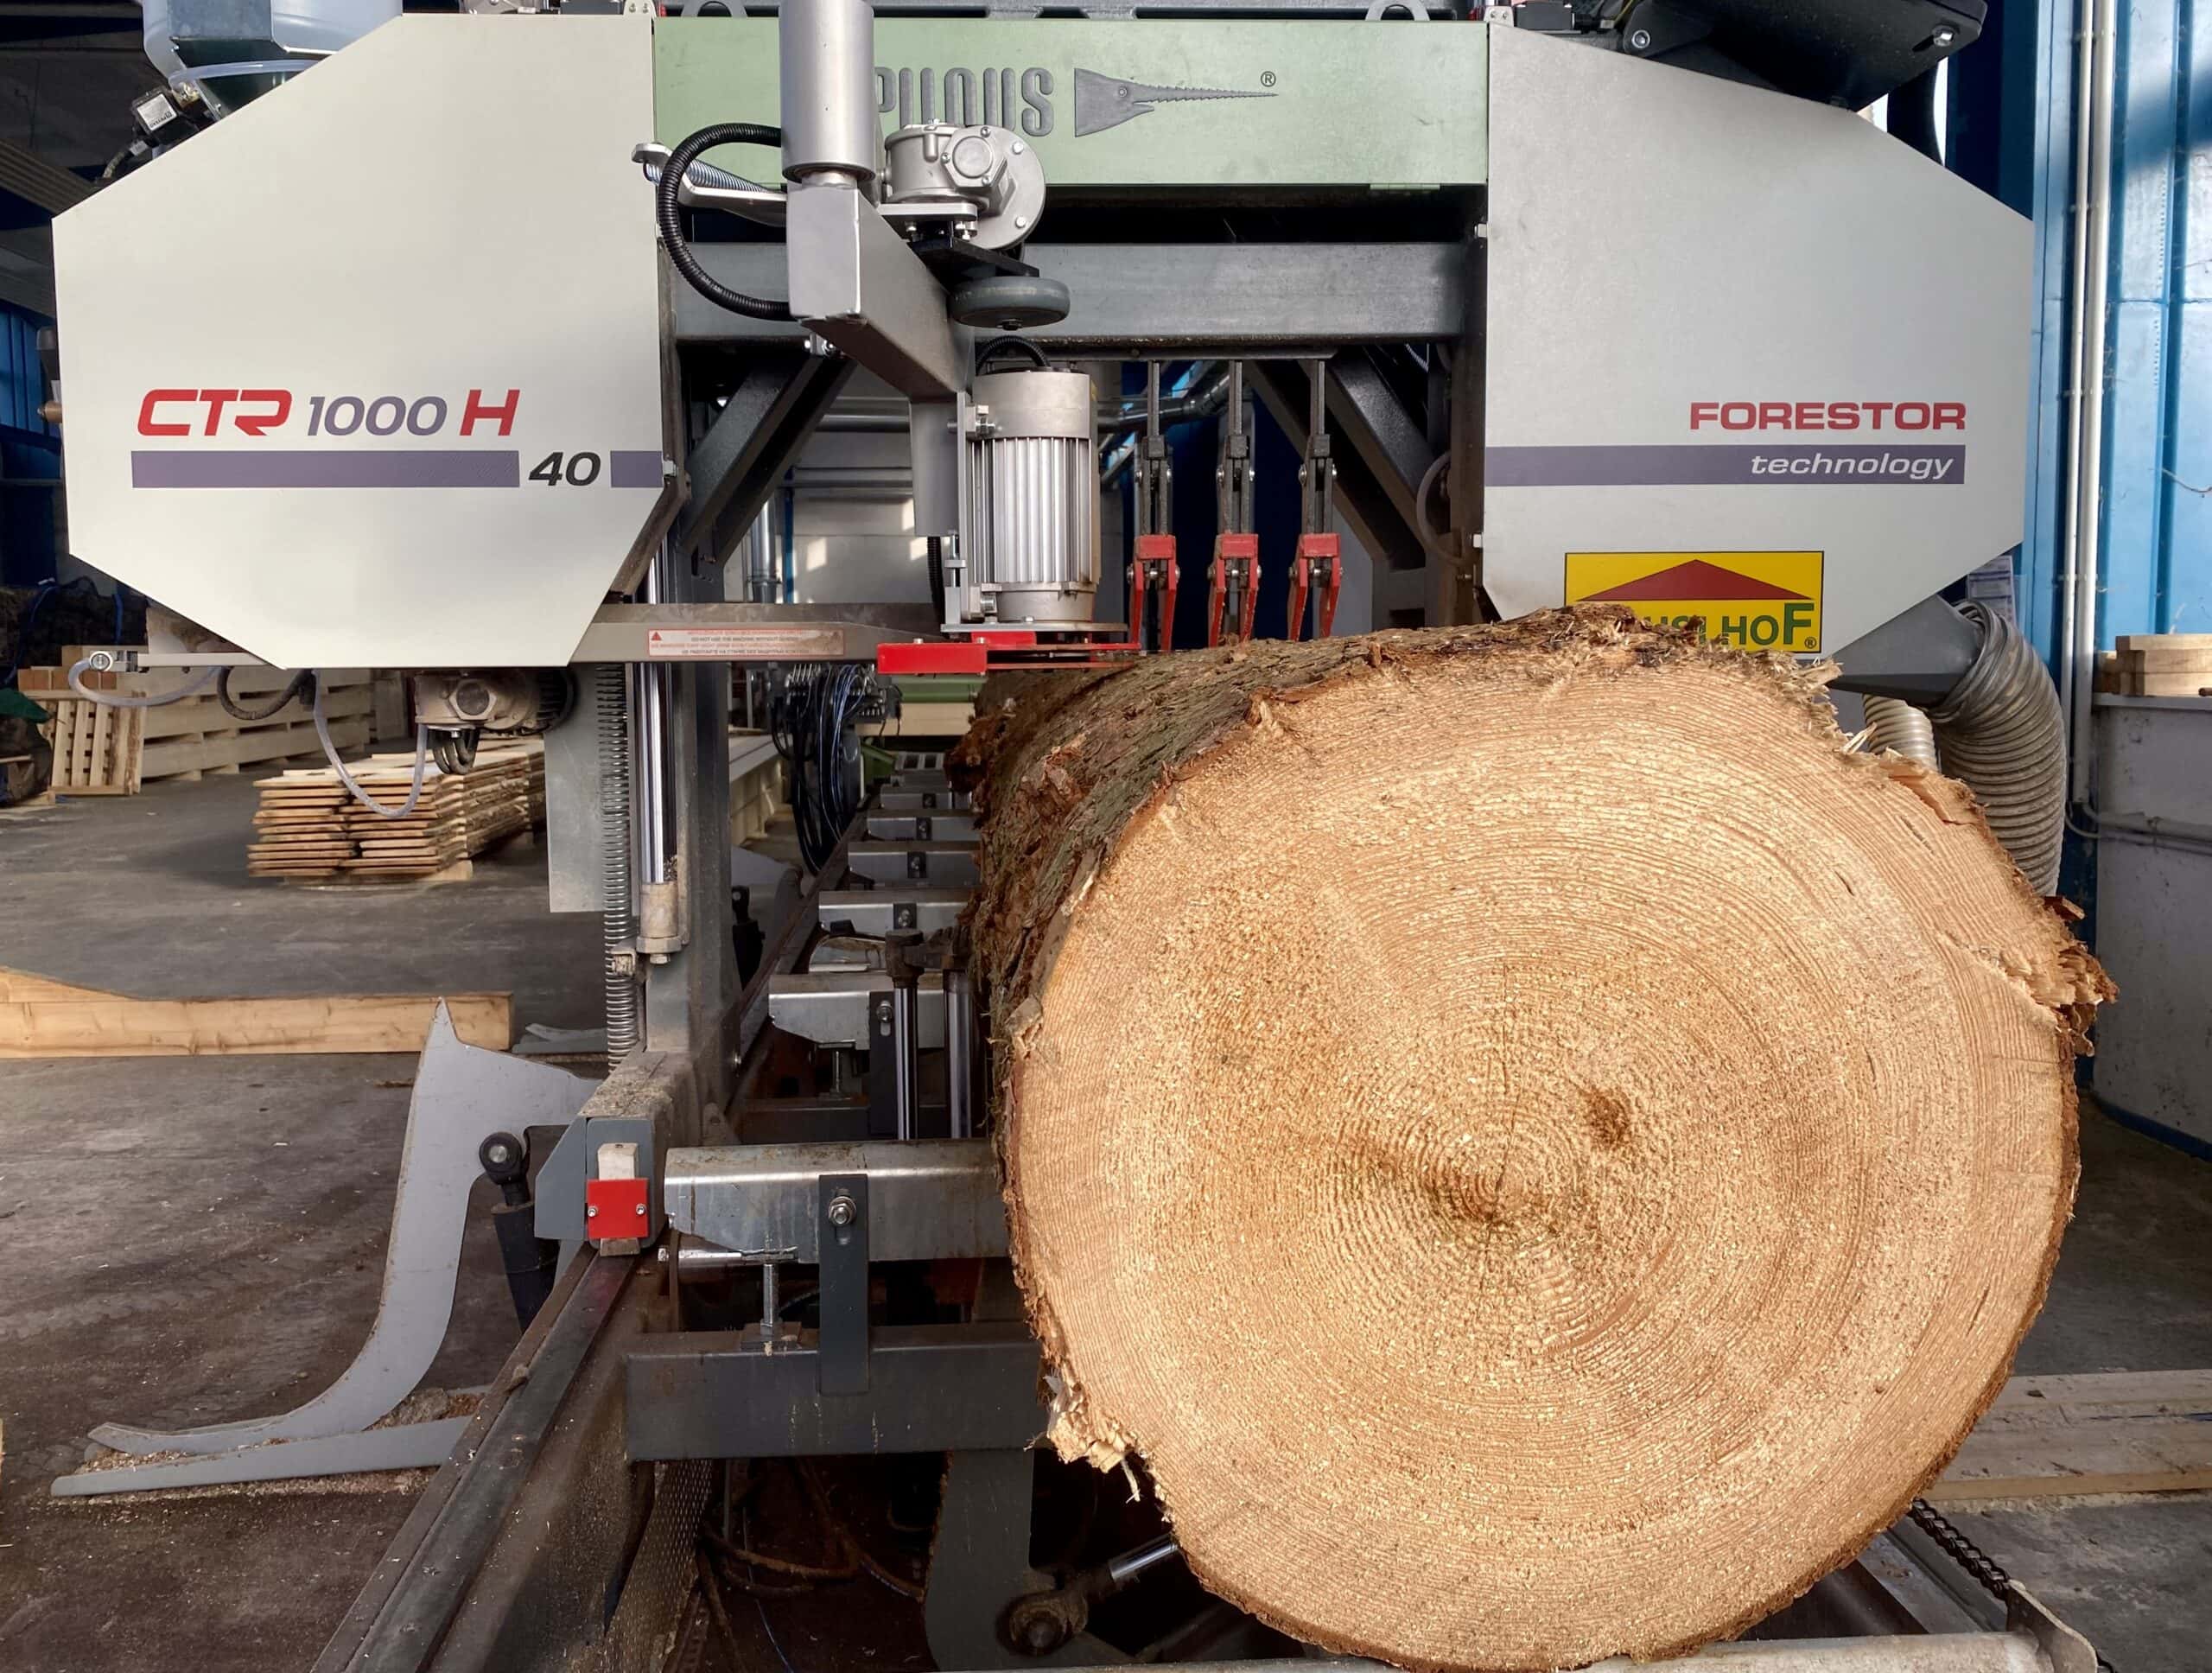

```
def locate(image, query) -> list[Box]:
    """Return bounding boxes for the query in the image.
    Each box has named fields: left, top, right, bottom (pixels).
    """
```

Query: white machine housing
left=48, top=16, right=2030, bottom=668
left=52, top=16, right=671, bottom=670
left=1484, top=28, right=2031, bottom=658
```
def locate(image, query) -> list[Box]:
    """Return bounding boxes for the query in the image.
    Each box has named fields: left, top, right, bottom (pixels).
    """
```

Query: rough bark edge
left=964, top=606, right=2113, bottom=1671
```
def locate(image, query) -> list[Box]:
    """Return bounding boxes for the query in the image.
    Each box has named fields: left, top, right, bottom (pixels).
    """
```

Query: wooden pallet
left=246, top=740, right=545, bottom=884
left=42, top=697, right=143, bottom=793
left=15, top=653, right=381, bottom=790
left=2094, top=633, right=2212, bottom=697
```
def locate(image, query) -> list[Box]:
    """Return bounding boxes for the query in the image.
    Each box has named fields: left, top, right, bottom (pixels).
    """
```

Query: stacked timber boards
left=14, top=654, right=384, bottom=792
left=248, top=741, right=544, bottom=884
left=2095, top=634, right=2212, bottom=698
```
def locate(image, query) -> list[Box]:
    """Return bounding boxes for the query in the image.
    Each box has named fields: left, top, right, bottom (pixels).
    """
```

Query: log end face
left=976, top=608, right=2107, bottom=1671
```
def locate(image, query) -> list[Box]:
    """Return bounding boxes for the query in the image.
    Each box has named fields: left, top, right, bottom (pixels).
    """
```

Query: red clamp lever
left=1287, top=532, right=1343, bottom=642
left=1130, top=533, right=1179, bottom=654
left=1208, top=532, right=1261, bottom=648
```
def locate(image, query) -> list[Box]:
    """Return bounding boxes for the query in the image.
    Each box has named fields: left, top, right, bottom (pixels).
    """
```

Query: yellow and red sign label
left=1565, top=551, right=1825, bottom=652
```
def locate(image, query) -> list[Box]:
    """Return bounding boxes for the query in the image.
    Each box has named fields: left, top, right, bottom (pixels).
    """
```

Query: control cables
left=654, top=124, right=794, bottom=322
left=770, top=663, right=894, bottom=874
left=66, top=655, right=427, bottom=820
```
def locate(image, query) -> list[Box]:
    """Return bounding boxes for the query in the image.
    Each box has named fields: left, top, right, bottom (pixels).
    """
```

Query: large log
left=956, top=607, right=2109, bottom=1673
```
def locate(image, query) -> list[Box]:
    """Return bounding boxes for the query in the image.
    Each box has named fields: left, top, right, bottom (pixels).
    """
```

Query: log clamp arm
left=1287, top=358, right=1342, bottom=642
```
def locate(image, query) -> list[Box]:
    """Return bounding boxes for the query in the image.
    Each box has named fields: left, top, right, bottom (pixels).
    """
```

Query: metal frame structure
left=45, top=0, right=2098, bottom=1666
left=312, top=759, right=2099, bottom=1673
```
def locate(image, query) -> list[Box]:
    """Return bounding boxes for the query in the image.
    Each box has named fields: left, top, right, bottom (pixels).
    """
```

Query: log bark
left=955, top=607, right=2111, bottom=1673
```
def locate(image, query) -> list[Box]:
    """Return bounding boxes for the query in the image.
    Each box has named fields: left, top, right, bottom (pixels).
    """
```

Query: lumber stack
left=2094, top=633, right=2212, bottom=697
left=0, top=967, right=512, bottom=1057
left=957, top=607, right=2110, bottom=1671
left=13, top=652, right=383, bottom=791
left=246, top=741, right=544, bottom=884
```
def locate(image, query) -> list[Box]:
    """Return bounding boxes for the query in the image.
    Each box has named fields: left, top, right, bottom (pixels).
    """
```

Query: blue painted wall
left=0, top=299, right=61, bottom=588
left=1992, top=0, right=2212, bottom=662
left=2100, top=0, right=2212, bottom=643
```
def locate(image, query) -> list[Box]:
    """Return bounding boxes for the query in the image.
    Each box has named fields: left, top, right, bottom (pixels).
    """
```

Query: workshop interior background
left=2, top=1, right=2211, bottom=1671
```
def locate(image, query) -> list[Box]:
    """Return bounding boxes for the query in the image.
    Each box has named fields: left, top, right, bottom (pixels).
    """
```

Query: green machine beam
left=654, top=19, right=1485, bottom=189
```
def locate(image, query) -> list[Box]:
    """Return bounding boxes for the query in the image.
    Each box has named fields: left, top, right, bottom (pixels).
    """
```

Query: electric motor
left=961, top=367, right=1100, bottom=626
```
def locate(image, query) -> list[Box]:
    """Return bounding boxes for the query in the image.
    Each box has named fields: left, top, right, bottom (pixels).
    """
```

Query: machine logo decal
left=126, top=385, right=661, bottom=492
left=1071, top=69, right=1274, bottom=137
left=875, top=66, right=1055, bottom=135
left=1490, top=445, right=1965, bottom=487
left=132, top=450, right=523, bottom=489
left=1567, top=552, right=1825, bottom=652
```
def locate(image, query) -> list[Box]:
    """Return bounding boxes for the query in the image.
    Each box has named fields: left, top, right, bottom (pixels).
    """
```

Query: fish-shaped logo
left=1071, top=67, right=1275, bottom=137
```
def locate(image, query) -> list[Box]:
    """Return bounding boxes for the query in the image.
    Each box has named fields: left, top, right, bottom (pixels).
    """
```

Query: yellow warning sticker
left=1565, top=551, right=1825, bottom=653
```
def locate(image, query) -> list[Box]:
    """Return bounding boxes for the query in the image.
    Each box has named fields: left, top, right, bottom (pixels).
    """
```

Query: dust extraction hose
left=1927, top=601, right=2066, bottom=895
left=1860, top=697, right=1940, bottom=770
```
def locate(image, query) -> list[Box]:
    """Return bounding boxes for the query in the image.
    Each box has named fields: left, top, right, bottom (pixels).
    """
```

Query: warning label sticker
left=1565, top=551, right=1825, bottom=653
left=646, top=626, right=847, bottom=660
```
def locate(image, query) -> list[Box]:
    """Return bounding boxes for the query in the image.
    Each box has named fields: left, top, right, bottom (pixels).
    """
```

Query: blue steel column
left=2100, top=0, right=2212, bottom=643
left=2018, top=0, right=2086, bottom=666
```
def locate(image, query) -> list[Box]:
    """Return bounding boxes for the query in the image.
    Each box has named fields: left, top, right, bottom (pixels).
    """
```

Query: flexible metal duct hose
left=1927, top=602, right=2066, bottom=895
left=1861, top=696, right=1941, bottom=770
left=598, top=664, right=641, bottom=1059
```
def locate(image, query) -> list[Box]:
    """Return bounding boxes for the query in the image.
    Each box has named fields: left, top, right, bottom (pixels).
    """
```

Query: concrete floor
left=0, top=774, right=599, bottom=1670
left=2, top=776, right=2209, bottom=1670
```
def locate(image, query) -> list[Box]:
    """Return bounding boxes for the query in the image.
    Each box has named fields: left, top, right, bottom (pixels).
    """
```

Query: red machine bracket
left=1207, top=532, right=1261, bottom=648
left=585, top=1174, right=650, bottom=1245
left=1130, top=532, right=1179, bottom=653
left=1287, top=531, right=1343, bottom=642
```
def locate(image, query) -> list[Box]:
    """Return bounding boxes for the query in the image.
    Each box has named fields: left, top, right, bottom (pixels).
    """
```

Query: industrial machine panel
left=52, top=16, right=669, bottom=670
left=1483, top=28, right=2031, bottom=658
left=656, top=18, right=1485, bottom=189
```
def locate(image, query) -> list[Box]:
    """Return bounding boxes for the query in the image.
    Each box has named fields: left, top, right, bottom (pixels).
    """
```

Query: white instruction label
left=646, top=626, right=847, bottom=660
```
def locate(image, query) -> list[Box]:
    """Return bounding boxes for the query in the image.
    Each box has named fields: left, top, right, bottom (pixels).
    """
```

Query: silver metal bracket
left=772, top=969, right=951, bottom=1048
left=663, top=1138, right=1007, bottom=1263
left=847, top=839, right=981, bottom=886
left=816, top=887, right=969, bottom=936
left=54, top=1007, right=595, bottom=1498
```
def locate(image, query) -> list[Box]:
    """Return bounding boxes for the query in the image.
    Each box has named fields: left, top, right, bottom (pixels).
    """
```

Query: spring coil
left=598, top=663, right=640, bottom=1060
left=1906, top=1499, right=2011, bottom=1599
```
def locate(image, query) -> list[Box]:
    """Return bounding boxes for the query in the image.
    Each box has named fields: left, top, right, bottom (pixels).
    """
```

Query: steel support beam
left=786, top=182, right=967, bottom=398
left=311, top=1254, right=641, bottom=1673
left=569, top=601, right=917, bottom=663
left=626, top=1322, right=1044, bottom=1458
left=1249, top=357, right=1436, bottom=576
left=678, top=348, right=855, bottom=568
left=678, top=243, right=1465, bottom=351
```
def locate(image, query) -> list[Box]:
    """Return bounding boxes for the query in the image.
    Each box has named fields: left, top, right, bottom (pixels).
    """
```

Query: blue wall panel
left=2001, top=0, right=2084, bottom=665
left=2005, top=0, right=2212, bottom=660
left=0, top=299, right=60, bottom=587
left=2093, top=0, right=2212, bottom=643
left=0, top=302, right=53, bottom=441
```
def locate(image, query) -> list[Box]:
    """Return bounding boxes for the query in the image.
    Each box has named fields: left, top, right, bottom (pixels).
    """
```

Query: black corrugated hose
left=216, top=666, right=315, bottom=723
left=655, top=123, right=794, bottom=322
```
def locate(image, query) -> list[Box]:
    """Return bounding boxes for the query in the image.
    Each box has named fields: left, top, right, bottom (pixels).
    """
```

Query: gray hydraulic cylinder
left=780, top=0, right=879, bottom=184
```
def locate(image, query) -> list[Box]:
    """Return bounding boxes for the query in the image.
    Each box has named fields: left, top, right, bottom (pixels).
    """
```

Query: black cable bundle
left=770, top=664, right=896, bottom=874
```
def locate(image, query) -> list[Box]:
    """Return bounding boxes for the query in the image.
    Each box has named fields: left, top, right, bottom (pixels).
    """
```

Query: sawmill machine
left=42, top=1, right=2089, bottom=1667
